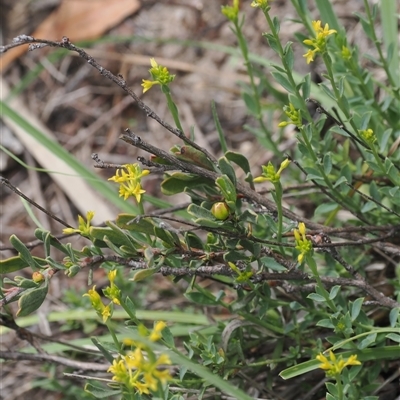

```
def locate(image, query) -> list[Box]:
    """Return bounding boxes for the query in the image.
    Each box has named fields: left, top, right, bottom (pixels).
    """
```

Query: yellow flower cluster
left=108, top=322, right=172, bottom=395
left=316, top=350, right=361, bottom=376
left=303, top=20, right=337, bottom=64
left=83, top=285, right=112, bottom=323
left=83, top=270, right=121, bottom=322
left=293, top=222, right=313, bottom=263
left=253, top=159, right=291, bottom=184
left=359, top=128, right=376, bottom=146
left=103, top=270, right=121, bottom=306
left=221, top=0, right=239, bottom=22
left=62, top=210, right=95, bottom=236
left=141, top=58, right=175, bottom=93
left=278, top=103, right=303, bottom=128
left=108, top=164, right=150, bottom=203
left=251, top=0, right=269, bottom=9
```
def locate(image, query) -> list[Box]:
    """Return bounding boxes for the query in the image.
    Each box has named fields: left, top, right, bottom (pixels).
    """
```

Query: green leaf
left=211, top=100, right=228, bottom=153
left=329, top=285, right=341, bottom=300
left=302, top=73, right=311, bottom=100
left=161, top=173, right=214, bottom=195
left=361, top=201, right=377, bottom=213
left=90, top=226, right=129, bottom=248
left=185, top=291, right=218, bottom=305
left=323, top=153, right=332, bottom=175
left=187, top=204, right=215, bottom=220
left=193, top=217, right=230, bottom=229
left=385, top=333, right=400, bottom=343
left=184, top=232, right=204, bottom=250
left=315, top=0, right=341, bottom=31
left=225, top=151, right=251, bottom=176
left=242, top=92, right=258, bottom=116
left=131, top=268, right=158, bottom=282
left=34, top=229, right=69, bottom=255
left=90, top=338, right=115, bottom=364
left=0, top=256, right=44, bottom=274
left=17, top=283, right=49, bottom=317
left=358, top=333, right=377, bottom=349
left=389, top=308, right=399, bottom=327
left=283, top=42, right=294, bottom=71
left=124, top=297, right=137, bottom=320
left=270, top=71, right=295, bottom=94
left=260, top=257, right=287, bottom=272
left=153, top=226, right=176, bottom=247
left=325, top=382, right=338, bottom=397
left=333, top=175, right=348, bottom=188
left=314, top=203, right=337, bottom=215
left=263, top=34, right=280, bottom=54
left=9, top=235, right=38, bottom=269
left=317, top=319, right=335, bottom=329
left=161, top=325, right=175, bottom=348
left=216, top=175, right=237, bottom=209
left=116, top=214, right=156, bottom=235
left=101, top=236, right=124, bottom=256
left=307, top=293, right=326, bottom=302
left=354, top=12, right=374, bottom=40
left=359, top=111, right=372, bottom=130
left=223, top=250, right=247, bottom=263
left=218, top=157, right=237, bottom=186
left=279, top=359, right=321, bottom=379
left=84, top=382, right=121, bottom=399
left=351, top=297, right=364, bottom=321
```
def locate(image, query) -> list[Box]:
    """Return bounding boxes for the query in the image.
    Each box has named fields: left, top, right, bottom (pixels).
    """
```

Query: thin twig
left=0, top=350, right=109, bottom=372
left=1, top=176, right=72, bottom=228
left=0, top=35, right=218, bottom=166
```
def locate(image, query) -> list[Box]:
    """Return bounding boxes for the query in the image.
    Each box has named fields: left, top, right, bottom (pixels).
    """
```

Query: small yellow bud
left=211, top=202, right=230, bottom=220
left=32, top=271, right=44, bottom=283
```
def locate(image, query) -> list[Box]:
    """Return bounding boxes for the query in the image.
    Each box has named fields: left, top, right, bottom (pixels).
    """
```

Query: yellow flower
left=125, top=348, right=144, bottom=369
left=303, top=20, right=337, bottom=63
left=133, top=381, right=150, bottom=395
left=83, top=285, right=112, bottom=323
left=341, top=45, right=352, bottom=60
left=149, top=321, right=167, bottom=342
left=251, top=0, right=269, bottom=9
left=108, top=269, right=117, bottom=284
left=109, top=164, right=149, bottom=203
left=279, top=103, right=302, bottom=128
left=108, top=358, right=128, bottom=383
left=117, top=349, right=172, bottom=393
left=293, top=222, right=313, bottom=263
left=141, top=58, right=175, bottom=93
left=119, top=181, right=146, bottom=202
left=141, top=79, right=158, bottom=93
left=122, top=338, right=136, bottom=347
left=359, top=128, right=376, bottom=146
left=62, top=210, right=95, bottom=236
left=316, top=351, right=361, bottom=376
left=221, top=0, right=239, bottom=22
left=141, top=353, right=172, bottom=390
left=303, top=48, right=318, bottom=64
left=254, top=159, right=290, bottom=184
left=83, top=285, right=103, bottom=309
left=103, top=270, right=121, bottom=305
